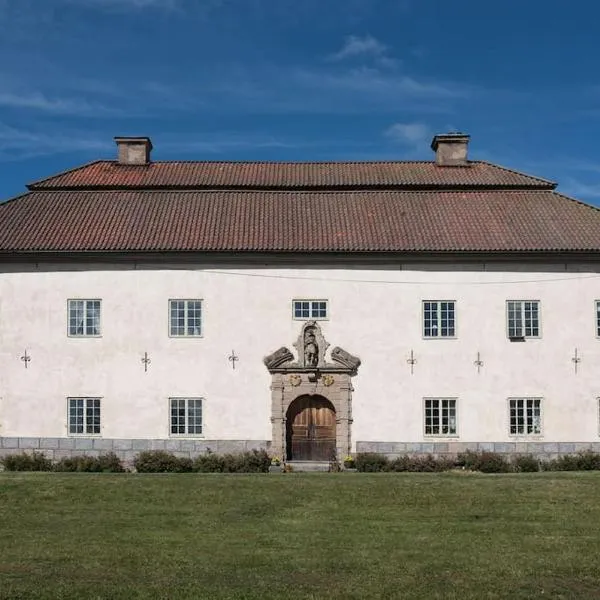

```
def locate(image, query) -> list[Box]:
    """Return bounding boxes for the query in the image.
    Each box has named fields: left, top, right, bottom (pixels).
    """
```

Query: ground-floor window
left=68, top=397, right=101, bottom=435
left=424, top=398, right=457, bottom=435
left=509, top=398, right=541, bottom=435
left=170, top=397, right=203, bottom=435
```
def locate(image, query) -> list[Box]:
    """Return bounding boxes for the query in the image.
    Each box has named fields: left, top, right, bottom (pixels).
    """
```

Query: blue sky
left=1, top=0, right=600, bottom=202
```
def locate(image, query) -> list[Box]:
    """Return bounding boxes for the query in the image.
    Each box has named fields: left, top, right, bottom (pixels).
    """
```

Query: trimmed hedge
left=1, top=451, right=53, bottom=472
left=134, top=451, right=193, bottom=473
left=0, top=451, right=124, bottom=472
left=354, top=451, right=600, bottom=473
left=54, top=452, right=125, bottom=473
left=135, top=449, right=271, bottom=473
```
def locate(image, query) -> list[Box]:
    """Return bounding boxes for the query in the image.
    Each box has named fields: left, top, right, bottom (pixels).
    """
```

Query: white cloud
left=0, top=123, right=110, bottom=161
left=560, top=177, right=600, bottom=199
left=330, top=35, right=387, bottom=61
left=0, top=90, right=121, bottom=116
left=66, top=0, right=179, bottom=9
left=384, top=122, right=430, bottom=145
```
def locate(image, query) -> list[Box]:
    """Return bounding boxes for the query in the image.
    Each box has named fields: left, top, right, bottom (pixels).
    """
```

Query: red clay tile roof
left=1, top=189, right=599, bottom=253
left=27, top=160, right=555, bottom=190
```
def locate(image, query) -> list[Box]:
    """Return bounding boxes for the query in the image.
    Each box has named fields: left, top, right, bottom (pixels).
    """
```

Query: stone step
left=287, top=461, right=331, bottom=472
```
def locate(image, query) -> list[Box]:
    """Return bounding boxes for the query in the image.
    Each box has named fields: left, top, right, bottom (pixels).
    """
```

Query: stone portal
left=264, top=321, right=360, bottom=461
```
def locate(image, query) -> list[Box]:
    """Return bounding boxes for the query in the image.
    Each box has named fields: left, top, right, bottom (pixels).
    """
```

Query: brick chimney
left=114, top=136, right=153, bottom=165
left=431, top=132, right=470, bottom=166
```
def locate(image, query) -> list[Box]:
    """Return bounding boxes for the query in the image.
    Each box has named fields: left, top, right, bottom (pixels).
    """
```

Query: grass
left=1, top=473, right=600, bottom=599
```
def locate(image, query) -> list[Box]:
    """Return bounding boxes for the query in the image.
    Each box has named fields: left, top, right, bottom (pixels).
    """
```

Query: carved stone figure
left=331, top=346, right=361, bottom=372
left=263, top=347, right=294, bottom=370
left=304, top=327, right=319, bottom=367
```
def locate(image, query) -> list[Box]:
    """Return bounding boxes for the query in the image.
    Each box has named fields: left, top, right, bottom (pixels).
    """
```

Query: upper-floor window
left=595, top=301, right=600, bottom=337
left=170, top=397, right=203, bottom=436
left=424, top=398, right=457, bottom=436
left=68, top=397, right=101, bottom=435
left=68, top=299, right=101, bottom=337
left=509, top=398, right=541, bottom=435
left=293, top=299, right=328, bottom=320
left=170, top=300, right=202, bottom=337
left=423, top=301, right=455, bottom=338
left=507, top=300, right=540, bottom=339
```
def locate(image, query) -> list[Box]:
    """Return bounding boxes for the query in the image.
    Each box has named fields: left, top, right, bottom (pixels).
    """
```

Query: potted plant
left=269, top=456, right=282, bottom=473
left=343, top=455, right=356, bottom=470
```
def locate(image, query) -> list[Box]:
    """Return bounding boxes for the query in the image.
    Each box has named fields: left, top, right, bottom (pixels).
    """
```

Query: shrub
left=133, top=451, right=192, bottom=473
left=354, top=453, right=389, bottom=472
left=512, top=454, right=540, bottom=473
left=544, top=451, right=600, bottom=472
left=1, top=451, right=53, bottom=472
left=388, top=454, right=454, bottom=473
left=54, top=453, right=125, bottom=473
left=193, top=452, right=226, bottom=473
left=222, top=450, right=271, bottom=473
left=455, top=450, right=480, bottom=470
left=456, top=451, right=511, bottom=473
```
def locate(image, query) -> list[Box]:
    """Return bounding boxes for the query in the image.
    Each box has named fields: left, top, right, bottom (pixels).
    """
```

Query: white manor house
left=1, top=132, right=600, bottom=464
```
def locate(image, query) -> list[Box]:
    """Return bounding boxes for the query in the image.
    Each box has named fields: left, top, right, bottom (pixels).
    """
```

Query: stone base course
left=0, top=438, right=269, bottom=465
left=356, top=441, right=600, bottom=459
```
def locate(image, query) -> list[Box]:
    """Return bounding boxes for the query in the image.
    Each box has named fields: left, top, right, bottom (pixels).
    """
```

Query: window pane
left=69, top=300, right=84, bottom=336
left=424, top=399, right=456, bottom=436
left=187, top=399, right=203, bottom=435
left=293, top=300, right=327, bottom=319
left=510, top=398, right=541, bottom=435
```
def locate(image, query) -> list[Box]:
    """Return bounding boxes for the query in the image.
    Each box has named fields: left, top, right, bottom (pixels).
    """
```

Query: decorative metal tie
left=20, top=350, right=31, bottom=369
left=141, top=352, right=151, bottom=373
left=407, top=349, right=417, bottom=375
left=572, top=348, right=581, bottom=374
left=474, top=351, right=484, bottom=374
left=228, top=350, right=239, bottom=370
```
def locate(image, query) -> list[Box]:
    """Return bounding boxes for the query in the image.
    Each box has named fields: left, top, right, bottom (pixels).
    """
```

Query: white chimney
left=114, top=136, right=153, bottom=165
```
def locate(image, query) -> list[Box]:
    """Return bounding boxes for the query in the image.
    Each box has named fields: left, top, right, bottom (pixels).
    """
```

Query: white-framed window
left=424, top=398, right=457, bottom=436
left=509, top=398, right=541, bottom=435
left=68, top=397, right=101, bottom=435
left=423, top=301, right=455, bottom=338
left=68, top=299, right=101, bottom=337
left=595, top=301, right=600, bottom=337
left=293, top=299, right=328, bottom=320
left=169, top=300, right=202, bottom=337
left=507, top=300, right=540, bottom=339
left=170, top=397, right=203, bottom=436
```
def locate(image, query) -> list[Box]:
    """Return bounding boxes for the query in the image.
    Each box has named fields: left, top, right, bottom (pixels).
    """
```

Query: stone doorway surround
left=264, top=321, right=361, bottom=461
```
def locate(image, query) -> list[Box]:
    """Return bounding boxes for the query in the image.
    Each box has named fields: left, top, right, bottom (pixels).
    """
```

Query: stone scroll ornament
left=330, top=347, right=361, bottom=372
left=263, top=347, right=294, bottom=370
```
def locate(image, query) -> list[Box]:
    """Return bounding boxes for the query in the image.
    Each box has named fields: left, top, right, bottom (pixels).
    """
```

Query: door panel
left=288, top=396, right=336, bottom=461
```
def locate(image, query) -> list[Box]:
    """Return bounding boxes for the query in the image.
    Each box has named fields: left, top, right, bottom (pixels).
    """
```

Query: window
left=424, top=398, right=457, bottom=435
left=596, top=301, right=600, bottom=337
left=293, top=299, right=328, bottom=320
left=68, top=398, right=101, bottom=435
left=68, top=300, right=101, bottom=336
left=509, top=398, right=541, bottom=435
left=170, top=398, right=203, bottom=435
left=423, top=301, right=455, bottom=338
left=507, top=300, right=540, bottom=338
left=169, top=300, right=202, bottom=337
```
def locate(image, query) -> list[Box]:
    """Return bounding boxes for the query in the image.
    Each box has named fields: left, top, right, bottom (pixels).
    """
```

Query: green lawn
left=1, top=473, right=600, bottom=599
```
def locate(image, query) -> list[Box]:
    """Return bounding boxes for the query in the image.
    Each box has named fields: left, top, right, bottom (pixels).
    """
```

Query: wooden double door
left=286, top=395, right=336, bottom=461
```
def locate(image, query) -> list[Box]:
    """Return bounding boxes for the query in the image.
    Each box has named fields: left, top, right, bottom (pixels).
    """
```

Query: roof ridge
left=478, top=160, right=556, bottom=188
left=19, top=188, right=572, bottom=196
left=27, top=160, right=105, bottom=190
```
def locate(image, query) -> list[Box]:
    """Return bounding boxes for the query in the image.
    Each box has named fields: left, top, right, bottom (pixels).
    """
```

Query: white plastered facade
left=1, top=258, right=599, bottom=450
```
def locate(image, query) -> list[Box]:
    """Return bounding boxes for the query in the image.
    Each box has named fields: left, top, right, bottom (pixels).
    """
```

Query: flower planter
left=269, top=464, right=283, bottom=473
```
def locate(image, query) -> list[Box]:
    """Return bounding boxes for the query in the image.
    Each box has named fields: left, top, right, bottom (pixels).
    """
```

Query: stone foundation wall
left=356, top=441, right=600, bottom=461
left=0, top=438, right=270, bottom=466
